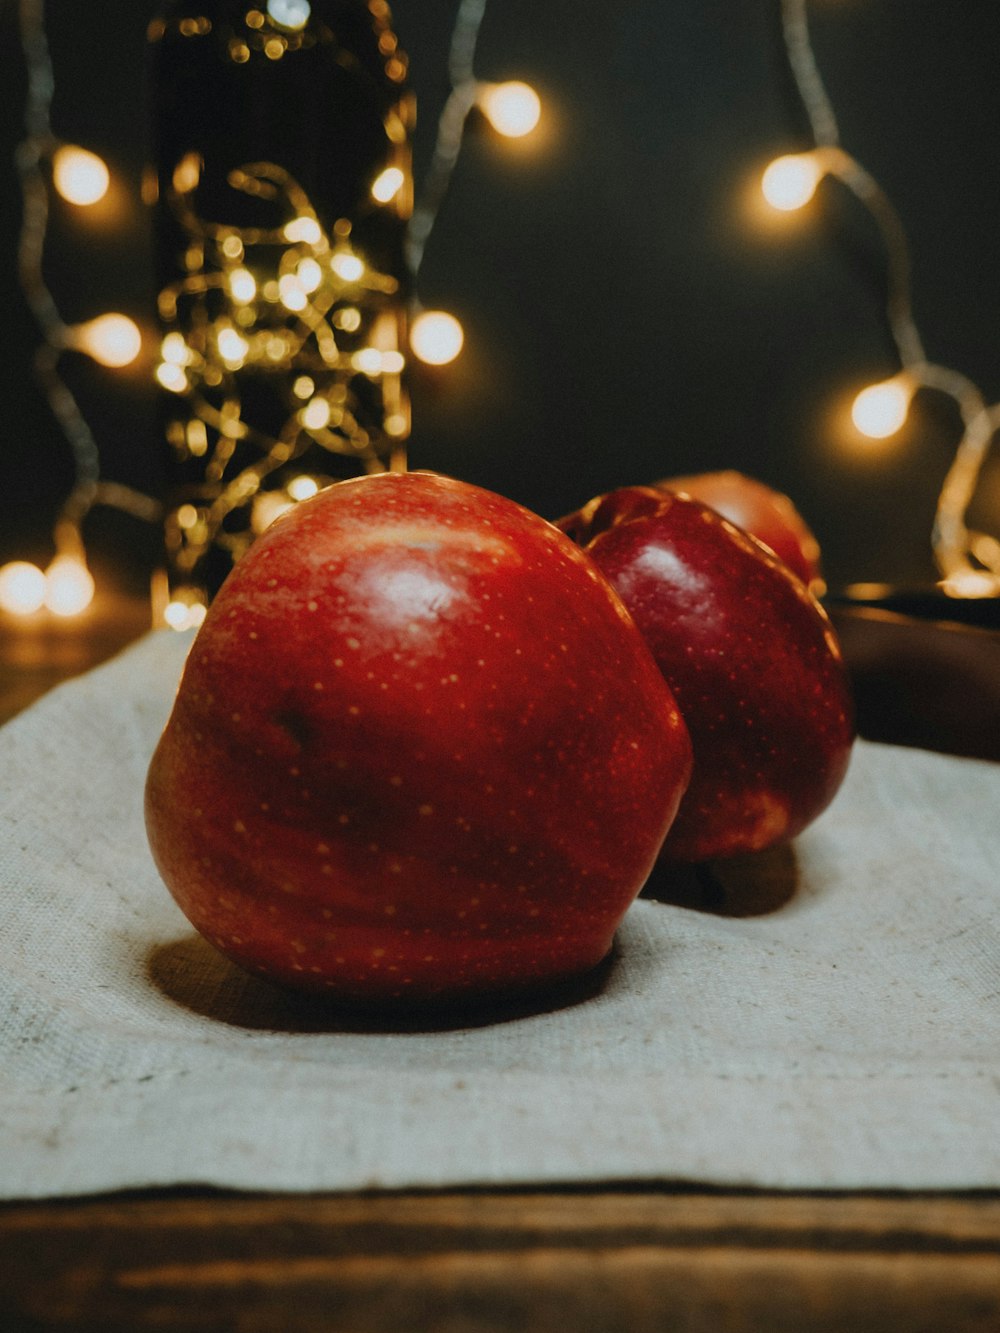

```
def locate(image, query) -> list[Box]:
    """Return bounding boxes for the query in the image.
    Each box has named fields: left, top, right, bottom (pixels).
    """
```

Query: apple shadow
left=146, top=932, right=617, bottom=1035
left=640, top=843, right=799, bottom=917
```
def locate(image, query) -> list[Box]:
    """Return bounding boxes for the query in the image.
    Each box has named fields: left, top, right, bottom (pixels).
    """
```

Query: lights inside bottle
left=478, top=81, right=541, bottom=139
left=761, top=152, right=824, bottom=211
left=51, top=146, right=110, bottom=206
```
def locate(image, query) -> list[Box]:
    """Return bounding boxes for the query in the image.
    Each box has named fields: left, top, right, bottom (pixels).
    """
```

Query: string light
left=405, top=0, right=542, bottom=366
left=149, top=9, right=414, bottom=611
left=850, top=375, right=914, bottom=442
left=5, top=0, right=161, bottom=621
left=410, top=310, right=464, bottom=366
left=51, top=145, right=110, bottom=206
left=767, top=0, right=1000, bottom=595
left=760, top=151, right=824, bottom=212
left=479, top=81, right=542, bottom=139
left=72, top=313, right=143, bottom=368
left=6, top=0, right=541, bottom=625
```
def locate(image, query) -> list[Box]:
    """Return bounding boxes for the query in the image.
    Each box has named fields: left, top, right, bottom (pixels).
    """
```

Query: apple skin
left=656, top=470, right=824, bottom=593
left=145, top=472, right=692, bottom=1004
left=557, top=486, right=854, bottom=863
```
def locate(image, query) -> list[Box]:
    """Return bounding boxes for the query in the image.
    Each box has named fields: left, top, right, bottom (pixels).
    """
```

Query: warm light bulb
left=300, top=397, right=332, bottom=429
left=331, top=253, right=365, bottom=282
left=229, top=268, right=257, bottom=303
left=43, top=557, right=95, bottom=617
left=761, top=153, right=822, bottom=211
left=164, top=597, right=207, bottom=631
left=217, top=327, right=250, bottom=365
left=410, top=310, right=464, bottom=366
left=479, top=81, right=541, bottom=138
left=296, top=257, right=323, bottom=293
left=371, top=166, right=405, bottom=203
left=0, top=561, right=47, bottom=615
left=76, top=314, right=142, bottom=367
left=161, top=332, right=190, bottom=365
left=156, top=362, right=189, bottom=393
left=851, top=377, right=912, bottom=439
left=286, top=475, right=320, bottom=501
left=349, top=347, right=382, bottom=375
left=267, top=0, right=311, bottom=30
left=278, top=276, right=308, bottom=312
left=284, top=216, right=322, bottom=244
left=52, top=146, right=110, bottom=206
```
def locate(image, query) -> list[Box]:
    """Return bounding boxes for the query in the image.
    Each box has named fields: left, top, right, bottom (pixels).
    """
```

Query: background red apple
left=656, top=469, right=824, bottom=593
left=558, top=486, right=853, bottom=863
left=146, top=472, right=692, bottom=1005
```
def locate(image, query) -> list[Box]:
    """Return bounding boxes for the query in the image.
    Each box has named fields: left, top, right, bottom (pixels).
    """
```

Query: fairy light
left=7, top=0, right=162, bottom=621
left=405, top=0, right=542, bottom=364
left=851, top=375, right=914, bottom=442
left=72, top=313, right=143, bottom=368
left=410, top=310, right=464, bottom=366
left=0, top=562, right=48, bottom=616
left=768, top=0, right=1000, bottom=595
left=478, top=81, right=541, bottom=139
left=761, top=151, right=822, bottom=212
left=150, top=8, right=414, bottom=618
left=51, top=145, right=110, bottom=206
left=43, top=555, right=95, bottom=617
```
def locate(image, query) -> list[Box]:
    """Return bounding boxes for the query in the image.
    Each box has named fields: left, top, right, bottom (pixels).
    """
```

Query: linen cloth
left=1, top=630, right=998, bottom=1199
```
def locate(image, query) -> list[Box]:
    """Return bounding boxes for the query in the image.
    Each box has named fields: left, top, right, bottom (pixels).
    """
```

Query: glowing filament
left=352, top=347, right=383, bottom=375
left=0, top=561, right=47, bottom=615
left=479, top=82, right=541, bottom=138
left=161, top=332, right=190, bottom=365
left=293, top=375, right=315, bottom=398
left=76, top=314, right=142, bottom=367
left=371, top=166, right=405, bottom=203
left=761, top=153, right=823, bottom=211
left=410, top=310, right=464, bottom=366
left=43, top=557, right=95, bottom=617
left=52, top=146, right=109, bottom=206
left=851, top=377, right=912, bottom=439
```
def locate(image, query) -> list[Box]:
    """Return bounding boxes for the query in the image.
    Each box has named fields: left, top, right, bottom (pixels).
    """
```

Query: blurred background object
left=2, top=0, right=999, bottom=611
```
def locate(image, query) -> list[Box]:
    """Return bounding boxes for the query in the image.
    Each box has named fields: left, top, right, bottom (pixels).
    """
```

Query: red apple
left=145, top=472, right=692, bottom=1004
left=557, top=486, right=853, bottom=863
left=656, top=470, right=824, bottom=593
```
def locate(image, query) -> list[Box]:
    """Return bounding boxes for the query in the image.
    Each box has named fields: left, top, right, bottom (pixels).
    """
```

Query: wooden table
left=2, top=592, right=1000, bottom=1331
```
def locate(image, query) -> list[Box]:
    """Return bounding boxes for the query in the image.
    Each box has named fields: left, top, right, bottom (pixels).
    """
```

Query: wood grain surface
left=2, top=1190, right=1000, bottom=1332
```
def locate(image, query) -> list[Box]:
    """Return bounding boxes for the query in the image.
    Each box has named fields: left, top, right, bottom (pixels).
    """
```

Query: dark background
left=2, top=0, right=999, bottom=597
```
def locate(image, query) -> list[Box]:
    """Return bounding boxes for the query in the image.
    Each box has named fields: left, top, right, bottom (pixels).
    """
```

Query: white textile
left=1, top=631, right=998, bottom=1198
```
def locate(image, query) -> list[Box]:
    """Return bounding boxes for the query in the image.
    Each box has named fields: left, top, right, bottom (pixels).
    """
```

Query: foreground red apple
left=656, top=470, right=824, bottom=593
left=145, top=472, right=692, bottom=1004
left=557, top=486, right=853, bottom=863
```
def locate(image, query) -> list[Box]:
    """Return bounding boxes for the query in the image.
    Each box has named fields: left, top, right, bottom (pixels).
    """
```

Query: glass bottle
left=148, top=0, right=413, bottom=618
